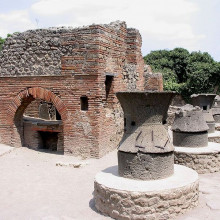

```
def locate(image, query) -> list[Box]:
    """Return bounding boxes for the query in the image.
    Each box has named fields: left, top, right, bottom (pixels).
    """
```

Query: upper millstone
left=212, top=95, right=220, bottom=122
left=172, top=104, right=209, bottom=133
left=116, top=91, right=176, bottom=180
left=191, top=93, right=216, bottom=110
left=116, top=91, right=176, bottom=153
left=214, top=95, right=220, bottom=107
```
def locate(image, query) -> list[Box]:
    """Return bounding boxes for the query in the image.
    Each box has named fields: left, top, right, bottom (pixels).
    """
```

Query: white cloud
left=30, top=0, right=204, bottom=51
left=0, top=0, right=206, bottom=54
left=31, top=0, right=125, bottom=16
left=0, top=10, right=35, bottom=37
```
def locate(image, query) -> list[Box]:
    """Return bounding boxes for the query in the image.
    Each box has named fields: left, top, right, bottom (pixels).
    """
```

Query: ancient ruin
left=172, top=105, right=209, bottom=148
left=0, top=21, right=166, bottom=158
left=213, top=96, right=220, bottom=133
left=94, top=92, right=199, bottom=220
left=173, top=105, right=220, bottom=173
left=117, top=91, right=175, bottom=180
left=191, top=94, right=216, bottom=133
left=212, top=95, right=220, bottom=122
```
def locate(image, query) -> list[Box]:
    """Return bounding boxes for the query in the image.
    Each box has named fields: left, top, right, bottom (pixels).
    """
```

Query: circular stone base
left=94, top=165, right=199, bottom=220
left=208, top=130, right=220, bottom=143
left=175, top=142, right=220, bottom=174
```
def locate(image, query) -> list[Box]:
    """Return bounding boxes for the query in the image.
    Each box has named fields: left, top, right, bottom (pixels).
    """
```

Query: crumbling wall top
left=0, top=21, right=142, bottom=77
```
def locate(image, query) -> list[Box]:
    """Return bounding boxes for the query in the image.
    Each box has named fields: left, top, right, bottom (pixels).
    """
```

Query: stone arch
left=7, top=87, right=68, bottom=149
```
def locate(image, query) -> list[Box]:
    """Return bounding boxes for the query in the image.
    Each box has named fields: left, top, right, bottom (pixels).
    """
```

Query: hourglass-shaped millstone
left=212, top=95, right=220, bottom=122
left=172, top=105, right=209, bottom=147
left=116, top=91, right=176, bottom=180
left=191, top=94, right=216, bottom=133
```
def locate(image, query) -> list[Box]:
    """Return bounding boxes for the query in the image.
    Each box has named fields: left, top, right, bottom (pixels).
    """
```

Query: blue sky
left=0, top=0, right=219, bottom=61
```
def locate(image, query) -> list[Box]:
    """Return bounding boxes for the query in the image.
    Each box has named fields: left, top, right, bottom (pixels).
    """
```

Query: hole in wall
left=105, top=75, right=113, bottom=100
left=80, top=96, right=88, bottom=111
left=203, top=106, right=207, bottom=110
left=124, top=118, right=127, bottom=127
left=131, top=121, right=136, bottom=126
left=162, top=120, right=167, bottom=125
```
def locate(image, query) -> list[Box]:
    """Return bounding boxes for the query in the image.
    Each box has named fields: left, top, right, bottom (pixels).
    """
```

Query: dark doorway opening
left=38, top=131, right=58, bottom=151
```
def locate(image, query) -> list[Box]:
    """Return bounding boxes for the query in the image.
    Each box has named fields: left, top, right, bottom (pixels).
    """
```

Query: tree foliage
left=144, top=48, right=220, bottom=99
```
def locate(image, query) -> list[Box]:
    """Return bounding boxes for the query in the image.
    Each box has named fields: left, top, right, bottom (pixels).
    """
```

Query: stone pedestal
left=173, top=105, right=220, bottom=173
left=94, top=92, right=199, bottom=220
left=116, top=92, right=175, bottom=180
left=94, top=165, right=199, bottom=220
left=208, top=130, right=220, bottom=143
left=175, top=142, right=220, bottom=174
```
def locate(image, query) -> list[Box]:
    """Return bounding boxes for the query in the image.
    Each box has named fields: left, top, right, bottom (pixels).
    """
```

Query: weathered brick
left=0, top=21, right=162, bottom=158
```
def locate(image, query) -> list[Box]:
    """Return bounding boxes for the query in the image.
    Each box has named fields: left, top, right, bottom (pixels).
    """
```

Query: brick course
left=0, top=21, right=160, bottom=158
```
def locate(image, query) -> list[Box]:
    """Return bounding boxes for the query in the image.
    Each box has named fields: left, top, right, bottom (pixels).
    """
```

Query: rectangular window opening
left=80, top=96, right=88, bottom=111
left=105, top=75, right=114, bottom=100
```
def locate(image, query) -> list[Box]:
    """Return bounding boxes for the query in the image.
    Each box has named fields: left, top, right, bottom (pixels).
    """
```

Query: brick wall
left=145, top=73, right=163, bottom=91
left=0, top=21, right=156, bottom=158
left=24, top=99, right=41, bottom=118
left=144, top=65, right=164, bottom=91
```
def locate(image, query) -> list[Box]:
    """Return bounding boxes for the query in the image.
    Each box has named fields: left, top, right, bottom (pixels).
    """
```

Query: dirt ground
left=0, top=145, right=220, bottom=220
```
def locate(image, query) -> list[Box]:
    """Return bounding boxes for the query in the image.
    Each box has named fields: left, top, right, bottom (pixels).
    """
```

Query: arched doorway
left=7, top=87, right=68, bottom=153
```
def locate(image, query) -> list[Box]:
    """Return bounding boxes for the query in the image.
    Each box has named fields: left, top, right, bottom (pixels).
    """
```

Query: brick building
left=0, top=21, right=162, bottom=158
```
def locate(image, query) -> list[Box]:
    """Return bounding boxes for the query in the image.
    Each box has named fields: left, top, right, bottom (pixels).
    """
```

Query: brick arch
left=7, top=87, right=68, bottom=149
left=7, top=87, right=68, bottom=124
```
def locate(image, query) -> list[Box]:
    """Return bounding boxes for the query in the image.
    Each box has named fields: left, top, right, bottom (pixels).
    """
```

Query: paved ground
left=0, top=145, right=220, bottom=220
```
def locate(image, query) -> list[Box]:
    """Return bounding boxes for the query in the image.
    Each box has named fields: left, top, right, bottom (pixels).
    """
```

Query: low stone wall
left=94, top=165, right=199, bottom=220
left=175, top=151, right=220, bottom=174
left=208, top=136, right=220, bottom=143
left=208, top=131, right=220, bottom=143
left=94, top=180, right=198, bottom=220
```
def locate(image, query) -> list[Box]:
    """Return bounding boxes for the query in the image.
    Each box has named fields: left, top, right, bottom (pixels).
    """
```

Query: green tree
left=144, top=50, right=173, bottom=72
left=170, top=48, right=189, bottom=83
left=144, top=48, right=220, bottom=99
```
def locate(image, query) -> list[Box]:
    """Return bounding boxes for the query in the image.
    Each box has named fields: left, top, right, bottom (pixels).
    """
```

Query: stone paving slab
left=208, top=130, right=220, bottom=138
left=175, top=142, right=220, bottom=153
left=0, top=144, right=14, bottom=156
left=0, top=147, right=220, bottom=219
